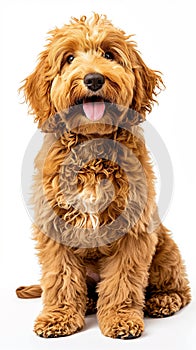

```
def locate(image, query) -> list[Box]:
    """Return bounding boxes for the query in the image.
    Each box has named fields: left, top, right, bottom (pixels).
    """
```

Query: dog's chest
left=40, top=133, right=148, bottom=248
left=60, top=138, right=146, bottom=222
left=59, top=139, right=126, bottom=206
left=58, top=141, right=122, bottom=226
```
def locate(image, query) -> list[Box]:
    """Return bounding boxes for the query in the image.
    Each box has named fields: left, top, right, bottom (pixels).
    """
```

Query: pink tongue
left=83, top=101, right=105, bottom=121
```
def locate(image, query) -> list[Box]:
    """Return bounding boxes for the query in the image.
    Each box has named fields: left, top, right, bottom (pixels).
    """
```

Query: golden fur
left=18, top=14, right=191, bottom=339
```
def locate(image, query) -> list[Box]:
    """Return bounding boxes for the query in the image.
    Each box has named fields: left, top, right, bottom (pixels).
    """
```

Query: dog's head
left=21, top=14, right=163, bottom=133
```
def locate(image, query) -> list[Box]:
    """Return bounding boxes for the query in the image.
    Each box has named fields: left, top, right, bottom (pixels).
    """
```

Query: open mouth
left=76, top=96, right=108, bottom=121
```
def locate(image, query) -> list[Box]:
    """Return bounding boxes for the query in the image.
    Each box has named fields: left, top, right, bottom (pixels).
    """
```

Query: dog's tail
left=16, top=285, right=42, bottom=299
left=16, top=280, right=98, bottom=314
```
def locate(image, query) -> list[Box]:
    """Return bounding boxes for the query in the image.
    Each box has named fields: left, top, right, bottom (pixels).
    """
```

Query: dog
left=17, top=14, right=191, bottom=339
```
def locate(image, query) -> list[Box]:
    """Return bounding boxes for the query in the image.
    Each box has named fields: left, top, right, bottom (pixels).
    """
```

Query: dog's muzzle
left=82, top=73, right=106, bottom=121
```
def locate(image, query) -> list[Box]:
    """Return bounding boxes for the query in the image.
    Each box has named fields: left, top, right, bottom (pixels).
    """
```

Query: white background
left=1, top=0, right=196, bottom=349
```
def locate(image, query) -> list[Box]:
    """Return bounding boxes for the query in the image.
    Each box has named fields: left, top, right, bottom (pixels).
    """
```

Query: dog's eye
left=66, top=55, right=75, bottom=64
left=103, top=52, right=114, bottom=60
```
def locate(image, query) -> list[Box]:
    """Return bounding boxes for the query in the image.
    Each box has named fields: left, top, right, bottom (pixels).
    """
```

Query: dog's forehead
left=56, top=21, right=128, bottom=52
left=73, top=23, right=105, bottom=50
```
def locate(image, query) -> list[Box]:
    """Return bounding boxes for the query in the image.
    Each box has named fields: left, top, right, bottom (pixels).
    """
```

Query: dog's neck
left=55, top=125, right=144, bottom=152
left=41, top=108, right=144, bottom=139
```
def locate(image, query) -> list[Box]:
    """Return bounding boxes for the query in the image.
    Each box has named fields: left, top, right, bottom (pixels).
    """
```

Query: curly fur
left=18, top=14, right=191, bottom=339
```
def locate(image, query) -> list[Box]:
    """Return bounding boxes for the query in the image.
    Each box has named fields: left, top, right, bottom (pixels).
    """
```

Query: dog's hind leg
left=86, top=275, right=98, bottom=315
left=145, top=224, right=191, bottom=318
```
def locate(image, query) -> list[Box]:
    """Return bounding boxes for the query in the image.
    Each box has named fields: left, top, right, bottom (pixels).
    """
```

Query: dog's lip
left=75, top=96, right=110, bottom=105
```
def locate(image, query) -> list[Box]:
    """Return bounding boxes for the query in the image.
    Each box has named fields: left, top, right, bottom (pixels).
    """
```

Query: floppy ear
left=130, top=46, right=163, bottom=119
left=21, top=50, right=56, bottom=128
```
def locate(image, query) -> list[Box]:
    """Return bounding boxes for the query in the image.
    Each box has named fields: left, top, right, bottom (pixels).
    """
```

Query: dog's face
left=22, top=14, right=162, bottom=132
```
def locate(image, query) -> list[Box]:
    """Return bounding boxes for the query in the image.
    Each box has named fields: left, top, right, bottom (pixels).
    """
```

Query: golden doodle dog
left=17, top=14, right=191, bottom=339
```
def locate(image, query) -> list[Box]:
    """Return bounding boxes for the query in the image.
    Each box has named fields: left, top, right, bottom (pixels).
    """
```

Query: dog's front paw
left=98, top=310, right=144, bottom=339
left=34, top=308, right=85, bottom=338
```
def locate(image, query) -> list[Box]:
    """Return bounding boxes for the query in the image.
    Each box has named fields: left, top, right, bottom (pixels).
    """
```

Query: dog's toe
left=117, top=332, right=142, bottom=340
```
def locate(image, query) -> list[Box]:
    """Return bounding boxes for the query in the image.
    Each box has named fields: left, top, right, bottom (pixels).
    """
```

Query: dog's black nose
left=84, top=73, right=105, bottom=92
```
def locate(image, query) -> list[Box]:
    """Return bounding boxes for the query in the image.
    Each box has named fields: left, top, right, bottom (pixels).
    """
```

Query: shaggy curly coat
left=17, top=14, right=191, bottom=339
